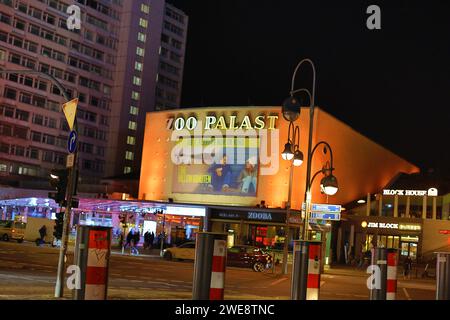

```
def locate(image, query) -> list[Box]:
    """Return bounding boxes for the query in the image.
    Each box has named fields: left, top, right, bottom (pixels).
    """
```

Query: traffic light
left=54, top=211, right=64, bottom=240
left=48, top=169, right=68, bottom=204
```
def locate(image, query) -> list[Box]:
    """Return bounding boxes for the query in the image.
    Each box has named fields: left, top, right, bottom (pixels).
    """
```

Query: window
left=14, top=18, right=26, bottom=30
left=133, top=76, right=142, bottom=86
left=127, top=136, right=136, bottom=145
left=31, top=131, right=41, bottom=142
left=139, top=18, right=148, bottom=28
left=131, top=91, right=140, bottom=100
left=4, top=88, right=17, bottom=100
left=124, top=166, right=131, bottom=174
left=19, top=92, right=32, bottom=105
left=32, top=114, right=44, bottom=125
left=138, top=32, right=146, bottom=42
left=125, top=151, right=134, bottom=161
left=135, top=61, right=143, bottom=71
left=136, top=47, right=145, bottom=57
left=129, top=106, right=139, bottom=115
left=141, top=4, right=150, bottom=14
left=128, top=121, right=137, bottom=130
left=103, top=85, right=111, bottom=95
left=15, top=109, right=29, bottom=121
left=0, top=105, right=14, bottom=117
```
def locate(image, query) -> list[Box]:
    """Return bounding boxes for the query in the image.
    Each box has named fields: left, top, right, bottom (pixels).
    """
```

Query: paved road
left=0, top=241, right=436, bottom=300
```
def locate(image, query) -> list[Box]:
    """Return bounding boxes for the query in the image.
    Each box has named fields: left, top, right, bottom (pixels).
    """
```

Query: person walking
left=149, top=232, right=155, bottom=250
left=403, top=255, right=413, bottom=280
left=131, top=229, right=140, bottom=255
left=125, top=229, right=134, bottom=249
left=144, top=231, right=150, bottom=250
left=38, top=225, right=47, bottom=245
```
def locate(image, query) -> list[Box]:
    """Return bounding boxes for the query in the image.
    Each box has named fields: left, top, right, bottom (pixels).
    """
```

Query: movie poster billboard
left=172, top=136, right=259, bottom=197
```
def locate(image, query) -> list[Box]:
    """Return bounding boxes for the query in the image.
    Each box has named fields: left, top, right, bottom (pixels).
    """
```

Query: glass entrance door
left=401, top=242, right=418, bottom=260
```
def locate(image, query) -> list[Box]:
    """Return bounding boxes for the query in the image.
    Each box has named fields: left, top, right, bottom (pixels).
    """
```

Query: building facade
left=0, top=0, right=187, bottom=193
left=137, top=106, right=419, bottom=252
left=336, top=173, right=450, bottom=263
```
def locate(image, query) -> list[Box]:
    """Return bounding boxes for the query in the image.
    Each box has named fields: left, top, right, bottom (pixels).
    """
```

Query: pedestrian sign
left=62, top=98, right=78, bottom=131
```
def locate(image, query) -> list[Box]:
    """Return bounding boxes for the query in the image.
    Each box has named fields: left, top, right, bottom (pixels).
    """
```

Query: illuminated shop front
left=336, top=172, right=450, bottom=263
left=208, top=206, right=302, bottom=250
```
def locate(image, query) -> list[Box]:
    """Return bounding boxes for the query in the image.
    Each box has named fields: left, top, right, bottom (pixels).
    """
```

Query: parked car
left=227, top=245, right=272, bottom=272
left=0, top=220, right=26, bottom=242
left=163, top=241, right=196, bottom=261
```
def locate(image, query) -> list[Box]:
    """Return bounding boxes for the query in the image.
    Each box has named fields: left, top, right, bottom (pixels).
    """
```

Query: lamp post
left=282, top=59, right=339, bottom=299
left=281, top=122, right=304, bottom=275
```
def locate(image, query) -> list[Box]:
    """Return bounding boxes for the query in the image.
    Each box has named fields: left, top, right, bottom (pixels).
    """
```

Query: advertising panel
left=172, top=136, right=259, bottom=197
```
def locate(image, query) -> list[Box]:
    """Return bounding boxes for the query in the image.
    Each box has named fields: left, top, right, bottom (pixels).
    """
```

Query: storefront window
left=382, top=195, right=395, bottom=217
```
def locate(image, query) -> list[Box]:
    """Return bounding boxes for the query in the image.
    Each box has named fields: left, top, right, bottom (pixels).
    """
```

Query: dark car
left=227, top=245, right=272, bottom=272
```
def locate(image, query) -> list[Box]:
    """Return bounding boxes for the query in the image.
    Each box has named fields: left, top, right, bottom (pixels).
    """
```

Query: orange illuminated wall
left=139, top=107, right=419, bottom=209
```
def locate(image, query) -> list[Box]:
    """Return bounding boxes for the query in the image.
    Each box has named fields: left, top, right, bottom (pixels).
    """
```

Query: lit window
left=131, top=91, right=140, bottom=100
left=141, top=4, right=150, bottom=14
left=138, top=32, right=146, bottom=43
left=136, top=47, right=145, bottom=57
left=125, top=151, right=134, bottom=160
left=124, top=166, right=131, bottom=174
left=139, top=18, right=148, bottom=28
left=135, top=61, right=143, bottom=71
left=133, top=76, right=142, bottom=86
left=127, top=136, right=136, bottom=145
left=128, top=121, right=137, bottom=130
left=129, top=106, right=139, bottom=115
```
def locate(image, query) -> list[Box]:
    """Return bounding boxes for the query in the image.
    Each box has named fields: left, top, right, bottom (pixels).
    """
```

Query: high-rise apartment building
left=0, top=0, right=187, bottom=193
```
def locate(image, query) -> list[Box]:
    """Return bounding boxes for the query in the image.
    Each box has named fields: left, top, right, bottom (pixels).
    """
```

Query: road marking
left=403, top=287, right=412, bottom=300
left=269, top=278, right=288, bottom=286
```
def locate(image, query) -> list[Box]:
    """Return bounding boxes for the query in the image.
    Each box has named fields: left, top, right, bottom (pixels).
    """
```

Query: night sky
left=168, top=0, right=450, bottom=177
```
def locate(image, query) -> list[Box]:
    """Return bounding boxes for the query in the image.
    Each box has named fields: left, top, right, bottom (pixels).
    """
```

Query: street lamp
left=303, top=141, right=338, bottom=239
left=280, top=121, right=303, bottom=274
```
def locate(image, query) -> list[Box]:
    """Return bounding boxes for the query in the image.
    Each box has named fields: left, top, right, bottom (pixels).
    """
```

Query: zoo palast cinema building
left=137, top=106, right=450, bottom=263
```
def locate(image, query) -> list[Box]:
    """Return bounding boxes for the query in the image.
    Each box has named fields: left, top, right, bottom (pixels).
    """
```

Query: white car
left=163, top=242, right=196, bottom=261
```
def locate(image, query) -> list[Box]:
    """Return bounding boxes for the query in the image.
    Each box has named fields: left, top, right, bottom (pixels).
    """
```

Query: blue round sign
left=68, top=130, right=77, bottom=154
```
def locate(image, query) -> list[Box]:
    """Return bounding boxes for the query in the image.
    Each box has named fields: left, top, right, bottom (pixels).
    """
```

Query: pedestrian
left=125, top=229, right=134, bottom=248
left=39, top=224, right=47, bottom=245
left=144, top=230, right=150, bottom=249
left=131, top=229, right=140, bottom=255
left=38, top=225, right=47, bottom=245
left=149, top=232, right=155, bottom=250
left=403, top=255, right=412, bottom=280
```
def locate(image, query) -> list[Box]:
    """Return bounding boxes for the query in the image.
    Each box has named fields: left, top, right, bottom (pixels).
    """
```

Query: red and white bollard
left=192, top=232, right=228, bottom=300
left=306, top=242, right=322, bottom=300
left=209, top=239, right=227, bottom=300
left=386, top=249, right=398, bottom=300
left=73, top=226, right=111, bottom=300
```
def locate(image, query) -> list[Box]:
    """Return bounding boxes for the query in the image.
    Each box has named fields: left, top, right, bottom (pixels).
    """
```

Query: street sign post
left=55, top=98, right=78, bottom=299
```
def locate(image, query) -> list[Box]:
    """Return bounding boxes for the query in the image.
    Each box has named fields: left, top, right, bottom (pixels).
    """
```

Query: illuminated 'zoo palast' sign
left=167, top=115, right=279, bottom=131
